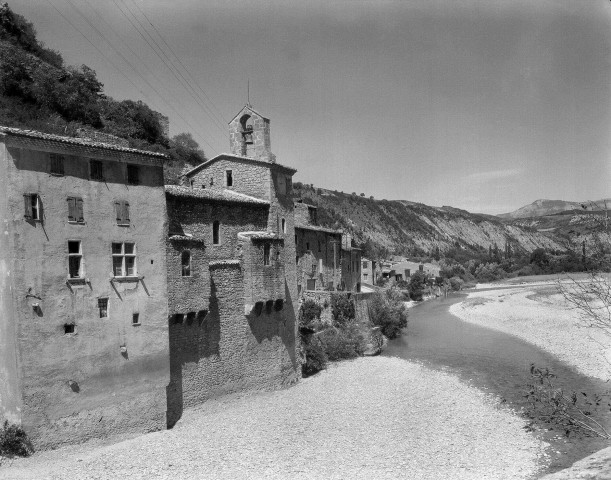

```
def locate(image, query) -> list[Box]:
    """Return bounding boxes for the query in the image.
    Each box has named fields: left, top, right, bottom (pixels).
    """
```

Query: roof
left=185, top=153, right=297, bottom=177
left=0, top=126, right=168, bottom=159
left=238, top=231, right=282, bottom=241
left=295, top=223, right=342, bottom=235
left=229, top=104, right=270, bottom=124
left=165, top=185, right=269, bottom=205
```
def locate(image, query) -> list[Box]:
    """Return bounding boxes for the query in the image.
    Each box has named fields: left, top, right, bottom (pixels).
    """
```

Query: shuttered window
left=114, top=200, right=130, bottom=225
left=23, top=194, right=40, bottom=221
left=127, top=164, right=139, bottom=185
left=90, top=160, right=104, bottom=180
left=67, top=197, right=84, bottom=223
left=50, top=154, right=64, bottom=175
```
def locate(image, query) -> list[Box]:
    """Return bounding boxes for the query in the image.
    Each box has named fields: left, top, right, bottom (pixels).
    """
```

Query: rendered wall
left=0, top=138, right=21, bottom=425
left=295, top=229, right=341, bottom=292
left=5, top=139, right=170, bottom=449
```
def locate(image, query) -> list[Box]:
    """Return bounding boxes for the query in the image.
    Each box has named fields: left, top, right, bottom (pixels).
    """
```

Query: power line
left=48, top=0, right=219, bottom=155
left=128, top=0, right=228, bottom=125
left=114, top=0, right=227, bottom=135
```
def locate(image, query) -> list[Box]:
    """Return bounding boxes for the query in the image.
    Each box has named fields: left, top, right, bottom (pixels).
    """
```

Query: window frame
left=181, top=250, right=192, bottom=277
left=98, top=298, right=109, bottom=318
left=67, top=196, right=84, bottom=223
left=112, top=242, right=137, bottom=277
left=127, top=164, right=140, bottom=185
left=114, top=200, right=130, bottom=226
left=49, top=153, right=65, bottom=176
left=68, top=240, right=83, bottom=279
left=212, top=220, right=220, bottom=245
left=225, top=169, right=233, bottom=187
left=24, top=193, right=41, bottom=221
left=90, top=159, right=104, bottom=181
left=263, top=243, right=271, bottom=266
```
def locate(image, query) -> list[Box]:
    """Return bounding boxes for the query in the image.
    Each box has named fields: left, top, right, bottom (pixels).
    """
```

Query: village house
left=360, top=257, right=378, bottom=286
left=0, top=127, right=170, bottom=449
left=166, top=104, right=300, bottom=425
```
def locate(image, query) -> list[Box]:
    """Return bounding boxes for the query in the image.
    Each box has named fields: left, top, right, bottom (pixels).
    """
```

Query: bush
left=299, top=299, right=323, bottom=327
left=0, top=421, right=32, bottom=459
left=302, top=338, right=328, bottom=377
left=368, top=288, right=408, bottom=339
left=449, top=276, right=464, bottom=291
left=408, top=271, right=427, bottom=301
left=330, top=293, right=355, bottom=326
left=318, top=324, right=366, bottom=361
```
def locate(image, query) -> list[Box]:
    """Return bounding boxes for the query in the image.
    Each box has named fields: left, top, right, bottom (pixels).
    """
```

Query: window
left=90, top=160, right=104, bottom=180
left=127, top=164, right=139, bottom=185
left=64, top=323, right=75, bottom=334
left=364, top=273, right=368, bottom=280
left=23, top=194, right=40, bottom=221
left=318, top=240, right=322, bottom=252
left=181, top=251, right=191, bottom=277
left=210, top=176, right=214, bottom=186
left=112, top=242, right=137, bottom=277
left=306, top=242, right=310, bottom=251
left=114, top=201, right=130, bottom=226
left=68, top=241, right=82, bottom=278
left=225, top=170, right=233, bottom=187
left=132, top=313, right=140, bottom=325
left=67, top=197, right=84, bottom=223
left=282, top=218, right=286, bottom=234
left=263, top=243, right=271, bottom=266
left=319, top=258, right=323, bottom=273
left=362, top=261, right=368, bottom=270
left=212, top=221, right=220, bottom=245
left=98, top=298, right=108, bottom=318
left=50, top=154, right=64, bottom=175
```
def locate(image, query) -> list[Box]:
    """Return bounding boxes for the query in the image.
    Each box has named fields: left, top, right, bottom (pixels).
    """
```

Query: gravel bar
left=1, top=357, right=547, bottom=480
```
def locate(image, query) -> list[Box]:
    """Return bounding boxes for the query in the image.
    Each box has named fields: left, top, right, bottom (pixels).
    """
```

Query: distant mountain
left=498, top=199, right=584, bottom=219
left=294, top=184, right=564, bottom=258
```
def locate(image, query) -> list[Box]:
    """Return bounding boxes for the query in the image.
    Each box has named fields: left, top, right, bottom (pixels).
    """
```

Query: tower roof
left=229, top=104, right=269, bottom=124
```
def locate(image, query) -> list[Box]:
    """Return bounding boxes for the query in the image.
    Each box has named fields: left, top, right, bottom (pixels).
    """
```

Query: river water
left=383, top=291, right=610, bottom=475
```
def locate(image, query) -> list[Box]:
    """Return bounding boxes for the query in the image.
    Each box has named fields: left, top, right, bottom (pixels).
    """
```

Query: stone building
left=0, top=127, right=170, bottom=449
left=341, top=233, right=362, bottom=292
left=166, top=105, right=300, bottom=424
left=360, top=257, right=377, bottom=285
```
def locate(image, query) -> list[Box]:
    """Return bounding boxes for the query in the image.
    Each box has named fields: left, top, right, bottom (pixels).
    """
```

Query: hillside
left=293, top=184, right=564, bottom=258
left=499, top=198, right=611, bottom=219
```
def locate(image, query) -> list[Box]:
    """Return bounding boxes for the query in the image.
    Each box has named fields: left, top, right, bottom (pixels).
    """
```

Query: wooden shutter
left=115, top=201, right=122, bottom=224
left=123, top=201, right=130, bottom=224
left=67, top=197, right=76, bottom=222
left=23, top=194, right=32, bottom=219
left=76, top=198, right=84, bottom=222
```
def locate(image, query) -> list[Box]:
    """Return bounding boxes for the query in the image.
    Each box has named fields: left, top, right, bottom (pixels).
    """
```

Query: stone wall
left=300, top=290, right=372, bottom=325
left=295, top=228, right=342, bottom=293
left=229, top=106, right=272, bottom=162
left=3, top=139, right=170, bottom=449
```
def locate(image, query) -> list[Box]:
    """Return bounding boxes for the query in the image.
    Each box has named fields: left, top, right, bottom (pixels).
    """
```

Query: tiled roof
left=165, top=185, right=269, bottom=205
left=295, top=223, right=342, bottom=235
left=185, top=153, right=297, bottom=177
left=0, top=126, right=168, bottom=158
left=238, top=231, right=283, bottom=241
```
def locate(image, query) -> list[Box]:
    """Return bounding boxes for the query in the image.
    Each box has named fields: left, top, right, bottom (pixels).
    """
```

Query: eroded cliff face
left=293, top=185, right=564, bottom=255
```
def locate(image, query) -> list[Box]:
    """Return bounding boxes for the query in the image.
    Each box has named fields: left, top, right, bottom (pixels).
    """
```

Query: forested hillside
left=0, top=3, right=204, bottom=182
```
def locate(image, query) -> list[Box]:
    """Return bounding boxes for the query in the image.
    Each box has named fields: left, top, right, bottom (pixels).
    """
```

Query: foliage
left=408, top=270, right=427, bottom=301
left=330, top=293, right=355, bottom=326
left=524, top=364, right=610, bottom=439
left=368, top=287, right=408, bottom=339
left=474, top=262, right=507, bottom=282
left=0, top=420, right=33, bottom=460
left=299, top=299, right=323, bottom=328
left=449, top=276, right=464, bottom=291
left=302, top=337, right=328, bottom=377
left=318, top=324, right=366, bottom=361
left=395, top=279, right=409, bottom=289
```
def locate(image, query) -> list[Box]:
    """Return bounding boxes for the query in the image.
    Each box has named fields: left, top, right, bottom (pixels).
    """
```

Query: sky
left=9, top=0, right=611, bottom=214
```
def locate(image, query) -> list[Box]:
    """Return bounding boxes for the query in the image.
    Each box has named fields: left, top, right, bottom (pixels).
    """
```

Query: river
left=383, top=291, right=610, bottom=475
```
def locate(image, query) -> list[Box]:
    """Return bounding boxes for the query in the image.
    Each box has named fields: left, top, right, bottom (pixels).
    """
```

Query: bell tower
left=228, top=105, right=275, bottom=163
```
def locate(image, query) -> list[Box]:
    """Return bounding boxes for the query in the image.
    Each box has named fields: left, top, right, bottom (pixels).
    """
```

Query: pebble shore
left=1, top=357, right=547, bottom=480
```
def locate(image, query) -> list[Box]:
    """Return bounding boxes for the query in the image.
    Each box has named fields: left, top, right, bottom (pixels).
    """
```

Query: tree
left=408, top=270, right=427, bottom=301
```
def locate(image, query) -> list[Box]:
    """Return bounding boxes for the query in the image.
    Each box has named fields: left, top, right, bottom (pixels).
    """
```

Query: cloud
left=466, top=167, right=525, bottom=182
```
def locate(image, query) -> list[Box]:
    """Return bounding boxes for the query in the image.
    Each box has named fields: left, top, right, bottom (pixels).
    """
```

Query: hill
left=293, top=184, right=564, bottom=259
left=498, top=198, right=611, bottom=219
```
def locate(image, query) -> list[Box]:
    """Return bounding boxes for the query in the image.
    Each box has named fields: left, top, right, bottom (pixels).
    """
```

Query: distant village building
left=360, top=257, right=377, bottom=285
left=0, top=127, right=170, bottom=449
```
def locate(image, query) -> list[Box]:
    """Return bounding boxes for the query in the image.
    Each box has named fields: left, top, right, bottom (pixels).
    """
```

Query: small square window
left=64, top=323, right=75, bottom=334
left=98, top=298, right=108, bottom=318
left=50, top=154, right=64, bottom=175
left=127, top=164, right=139, bottom=185
left=174, top=313, right=184, bottom=324
left=124, top=243, right=135, bottom=255
left=132, top=313, right=140, bottom=325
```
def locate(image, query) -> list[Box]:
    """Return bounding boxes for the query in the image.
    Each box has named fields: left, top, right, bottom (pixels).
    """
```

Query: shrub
left=0, top=421, right=33, bottom=459
left=408, top=271, right=427, bottom=301
left=330, top=293, right=355, bottom=326
left=449, top=276, right=464, bottom=291
left=299, top=299, right=323, bottom=327
left=368, top=288, right=408, bottom=339
left=318, top=324, right=366, bottom=361
left=302, top=338, right=328, bottom=377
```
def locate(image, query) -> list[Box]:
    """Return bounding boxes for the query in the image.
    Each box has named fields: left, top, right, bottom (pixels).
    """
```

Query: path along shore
left=1, top=357, right=547, bottom=480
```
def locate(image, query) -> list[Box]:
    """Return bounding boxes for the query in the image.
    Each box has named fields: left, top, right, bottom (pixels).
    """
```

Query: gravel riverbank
left=2, top=357, right=547, bottom=480
left=450, top=286, right=610, bottom=380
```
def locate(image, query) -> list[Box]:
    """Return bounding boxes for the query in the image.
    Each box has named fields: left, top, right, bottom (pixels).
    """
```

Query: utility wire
left=128, top=0, right=228, bottom=125
left=49, top=0, right=219, bottom=154
left=115, top=0, right=227, bottom=135
left=79, top=0, right=220, bottom=152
